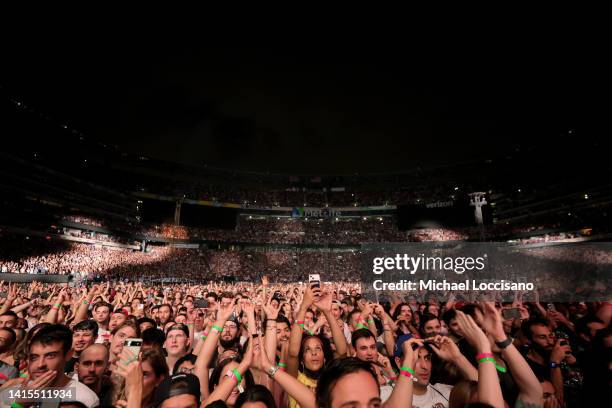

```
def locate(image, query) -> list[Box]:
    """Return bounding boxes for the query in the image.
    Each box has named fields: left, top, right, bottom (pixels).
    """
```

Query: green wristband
left=277, top=362, right=287, bottom=368
left=232, top=368, right=243, bottom=384
left=478, top=357, right=495, bottom=363
left=212, top=324, right=224, bottom=333
left=478, top=357, right=506, bottom=373
left=356, top=323, right=368, bottom=330
left=400, top=366, right=415, bottom=375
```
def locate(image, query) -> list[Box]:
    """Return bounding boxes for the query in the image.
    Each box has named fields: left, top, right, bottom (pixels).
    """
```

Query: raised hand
left=88, top=284, right=101, bottom=299
left=23, top=369, right=56, bottom=389
left=263, top=297, right=279, bottom=320
left=357, top=299, right=375, bottom=320
left=217, top=300, right=235, bottom=322
left=313, top=288, right=332, bottom=313
left=402, top=338, right=424, bottom=369
left=480, top=302, right=506, bottom=342
left=455, top=310, right=491, bottom=353
left=550, top=339, right=572, bottom=364
left=373, top=304, right=386, bottom=319
left=429, top=335, right=462, bottom=362
left=377, top=353, right=393, bottom=374
left=239, top=334, right=254, bottom=370
left=301, top=284, right=319, bottom=310
left=115, top=360, right=143, bottom=400
left=7, top=283, right=18, bottom=301
left=252, top=333, right=273, bottom=372
left=114, top=348, right=139, bottom=373
left=547, top=310, right=571, bottom=327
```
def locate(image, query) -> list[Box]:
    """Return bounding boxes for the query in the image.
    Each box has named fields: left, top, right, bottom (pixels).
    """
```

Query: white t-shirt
left=380, top=385, right=393, bottom=403
left=343, top=322, right=352, bottom=344
left=411, top=383, right=453, bottom=408
left=95, top=329, right=111, bottom=344
left=65, top=379, right=100, bottom=407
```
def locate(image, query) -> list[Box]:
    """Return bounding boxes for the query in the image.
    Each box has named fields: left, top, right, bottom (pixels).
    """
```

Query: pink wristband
left=399, top=370, right=412, bottom=379
left=476, top=352, right=494, bottom=360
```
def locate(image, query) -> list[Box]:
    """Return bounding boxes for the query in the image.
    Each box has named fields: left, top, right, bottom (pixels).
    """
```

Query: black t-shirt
left=525, top=354, right=550, bottom=382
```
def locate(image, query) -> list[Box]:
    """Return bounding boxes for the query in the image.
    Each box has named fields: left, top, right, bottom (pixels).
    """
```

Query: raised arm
left=263, top=296, right=280, bottom=362
left=384, top=337, right=420, bottom=408
left=252, top=335, right=316, bottom=408
left=115, top=357, right=143, bottom=408
left=0, top=284, right=18, bottom=315
left=11, top=298, right=35, bottom=315
left=73, top=285, right=100, bottom=325
left=203, top=335, right=254, bottom=406
left=456, top=310, right=504, bottom=408
left=374, top=304, right=397, bottom=357
left=194, top=301, right=235, bottom=396
left=288, top=284, right=317, bottom=377
left=429, top=335, right=478, bottom=381
left=41, top=288, right=66, bottom=324
left=359, top=300, right=378, bottom=338
left=314, top=286, right=348, bottom=358
left=481, top=302, right=543, bottom=407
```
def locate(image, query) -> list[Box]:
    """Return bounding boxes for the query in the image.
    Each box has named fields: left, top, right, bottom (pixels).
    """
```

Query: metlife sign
left=291, top=207, right=341, bottom=218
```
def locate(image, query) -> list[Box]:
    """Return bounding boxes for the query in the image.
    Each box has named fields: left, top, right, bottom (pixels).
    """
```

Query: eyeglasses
left=177, top=366, right=195, bottom=374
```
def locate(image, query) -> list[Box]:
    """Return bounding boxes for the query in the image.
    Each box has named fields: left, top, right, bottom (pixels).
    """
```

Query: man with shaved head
left=76, top=344, right=114, bottom=406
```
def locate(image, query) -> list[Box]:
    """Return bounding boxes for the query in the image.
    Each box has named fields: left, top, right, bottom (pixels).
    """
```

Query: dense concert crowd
left=61, top=215, right=599, bottom=247
left=0, top=235, right=363, bottom=283
left=0, top=275, right=606, bottom=408
left=63, top=215, right=475, bottom=245
left=0, top=218, right=609, bottom=407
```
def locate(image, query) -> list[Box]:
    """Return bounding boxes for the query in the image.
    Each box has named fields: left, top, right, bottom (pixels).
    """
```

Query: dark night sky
left=2, top=26, right=611, bottom=174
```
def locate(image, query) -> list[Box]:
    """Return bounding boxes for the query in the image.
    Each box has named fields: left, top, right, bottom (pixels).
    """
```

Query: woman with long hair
left=287, top=284, right=347, bottom=408
left=392, top=302, right=419, bottom=337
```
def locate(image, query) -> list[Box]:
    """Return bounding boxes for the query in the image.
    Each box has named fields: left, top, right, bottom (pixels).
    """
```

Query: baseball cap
left=393, top=333, right=414, bottom=359
left=113, top=308, right=129, bottom=316
left=225, top=315, right=241, bottom=327
left=165, top=323, right=190, bottom=337
left=153, top=373, right=201, bottom=408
